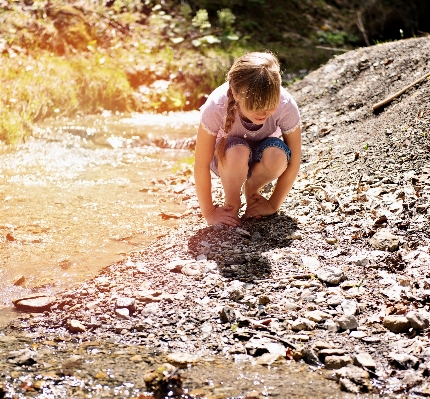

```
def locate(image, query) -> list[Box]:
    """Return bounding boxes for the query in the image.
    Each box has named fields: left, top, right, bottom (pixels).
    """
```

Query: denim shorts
left=210, top=136, right=292, bottom=177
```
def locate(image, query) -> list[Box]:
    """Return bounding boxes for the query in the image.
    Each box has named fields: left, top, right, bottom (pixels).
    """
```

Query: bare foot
left=243, top=179, right=260, bottom=205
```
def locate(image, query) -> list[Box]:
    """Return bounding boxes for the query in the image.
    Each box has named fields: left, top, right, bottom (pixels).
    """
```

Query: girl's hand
left=206, top=205, right=241, bottom=227
left=243, top=194, right=277, bottom=219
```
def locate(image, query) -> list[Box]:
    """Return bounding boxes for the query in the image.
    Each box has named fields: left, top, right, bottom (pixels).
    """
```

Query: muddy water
left=0, top=111, right=200, bottom=318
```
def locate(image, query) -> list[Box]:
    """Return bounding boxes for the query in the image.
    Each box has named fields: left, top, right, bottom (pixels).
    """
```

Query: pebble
left=291, top=318, right=316, bottom=331
left=389, top=353, right=419, bottom=369
left=368, top=229, right=400, bottom=252
left=67, top=319, right=86, bottom=333
left=316, top=266, right=345, bottom=285
left=337, top=315, right=358, bottom=330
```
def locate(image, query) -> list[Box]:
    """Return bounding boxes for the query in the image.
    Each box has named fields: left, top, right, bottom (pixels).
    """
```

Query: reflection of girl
left=194, top=52, right=301, bottom=226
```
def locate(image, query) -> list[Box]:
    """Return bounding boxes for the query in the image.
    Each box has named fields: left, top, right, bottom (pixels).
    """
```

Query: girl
left=194, top=51, right=301, bottom=227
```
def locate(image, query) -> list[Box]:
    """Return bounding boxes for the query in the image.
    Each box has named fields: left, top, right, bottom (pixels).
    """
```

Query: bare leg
left=243, top=147, right=288, bottom=204
left=218, top=145, right=250, bottom=215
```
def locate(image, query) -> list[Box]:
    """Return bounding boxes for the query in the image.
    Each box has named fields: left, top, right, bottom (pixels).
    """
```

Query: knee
left=224, top=145, right=250, bottom=167
left=260, top=147, right=288, bottom=171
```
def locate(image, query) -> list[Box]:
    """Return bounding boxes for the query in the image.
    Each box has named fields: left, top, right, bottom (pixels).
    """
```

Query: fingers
left=206, top=206, right=241, bottom=226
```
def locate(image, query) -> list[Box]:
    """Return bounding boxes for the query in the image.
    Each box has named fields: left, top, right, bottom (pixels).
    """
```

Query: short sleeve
left=199, top=97, right=225, bottom=137
left=278, top=95, right=301, bottom=135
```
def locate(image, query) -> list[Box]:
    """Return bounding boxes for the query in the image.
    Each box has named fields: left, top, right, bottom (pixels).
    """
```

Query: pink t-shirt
left=200, top=82, right=301, bottom=141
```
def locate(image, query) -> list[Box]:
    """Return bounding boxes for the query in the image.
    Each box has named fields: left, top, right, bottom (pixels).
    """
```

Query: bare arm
left=194, top=123, right=240, bottom=226
left=269, top=125, right=302, bottom=209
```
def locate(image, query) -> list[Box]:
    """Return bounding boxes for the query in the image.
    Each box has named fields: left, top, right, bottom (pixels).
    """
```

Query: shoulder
left=279, top=86, right=298, bottom=107
left=201, top=82, right=229, bottom=110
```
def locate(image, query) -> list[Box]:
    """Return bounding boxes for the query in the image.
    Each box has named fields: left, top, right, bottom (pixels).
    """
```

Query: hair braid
left=215, top=86, right=237, bottom=166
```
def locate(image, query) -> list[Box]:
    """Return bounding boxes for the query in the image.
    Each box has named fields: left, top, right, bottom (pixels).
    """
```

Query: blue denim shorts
left=210, top=136, right=292, bottom=177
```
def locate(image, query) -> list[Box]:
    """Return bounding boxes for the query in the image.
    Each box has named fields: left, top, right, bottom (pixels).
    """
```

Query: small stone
left=94, top=372, right=109, bottom=379
left=166, top=352, right=199, bottom=366
left=301, top=256, right=320, bottom=272
left=115, top=308, right=130, bottom=319
left=341, top=299, right=357, bottom=316
left=258, top=295, right=271, bottom=305
left=406, top=311, right=430, bottom=330
left=116, top=297, right=136, bottom=312
left=337, top=315, right=359, bottom=330
left=369, top=229, right=399, bottom=252
left=304, top=310, right=331, bottom=323
left=291, top=318, right=316, bottom=331
left=302, top=347, right=321, bottom=366
left=67, top=319, right=86, bottom=333
left=350, top=330, right=367, bottom=339
left=335, top=365, right=372, bottom=393
left=219, top=306, right=237, bottom=323
left=325, top=355, right=353, bottom=370
left=282, top=301, right=300, bottom=311
left=383, top=315, right=410, bottom=333
left=324, top=319, right=339, bottom=332
left=325, top=237, right=337, bottom=245
left=353, top=353, right=376, bottom=371
left=316, top=267, right=345, bottom=285
left=7, top=348, right=38, bottom=366
left=389, top=353, right=419, bottom=369
left=256, top=352, right=283, bottom=365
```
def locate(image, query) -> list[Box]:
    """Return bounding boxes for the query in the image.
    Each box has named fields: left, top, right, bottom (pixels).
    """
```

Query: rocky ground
left=1, top=36, right=430, bottom=398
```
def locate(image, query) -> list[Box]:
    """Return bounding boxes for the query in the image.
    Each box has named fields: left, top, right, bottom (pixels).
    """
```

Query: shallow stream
left=0, top=111, right=200, bottom=321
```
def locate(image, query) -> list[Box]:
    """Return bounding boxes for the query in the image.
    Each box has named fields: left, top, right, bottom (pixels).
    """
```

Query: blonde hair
left=215, top=51, right=281, bottom=165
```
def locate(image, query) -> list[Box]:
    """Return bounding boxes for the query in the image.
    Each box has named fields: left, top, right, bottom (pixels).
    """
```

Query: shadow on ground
left=188, top=214, right=299, bottom=282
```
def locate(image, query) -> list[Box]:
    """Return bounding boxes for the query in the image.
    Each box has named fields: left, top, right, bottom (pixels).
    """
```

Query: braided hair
left=215, top=51, right=281, bottom=165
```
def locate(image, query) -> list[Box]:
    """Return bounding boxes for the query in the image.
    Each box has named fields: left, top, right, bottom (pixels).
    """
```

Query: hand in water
left=243, top=194, right=277, bottom=219
left=206, top=205, right=241, bottom=226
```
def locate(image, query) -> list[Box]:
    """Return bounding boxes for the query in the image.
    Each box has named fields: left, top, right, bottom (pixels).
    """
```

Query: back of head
left=228, top=52, right=281, bottom=111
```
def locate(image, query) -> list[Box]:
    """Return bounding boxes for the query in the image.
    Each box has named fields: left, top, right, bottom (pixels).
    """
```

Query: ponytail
left=215, top=86, right=237, bottom=166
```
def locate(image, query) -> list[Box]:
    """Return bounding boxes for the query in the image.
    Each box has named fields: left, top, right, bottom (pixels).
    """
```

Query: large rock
left=369, top=229, right=399, bottom=252
left=383, top=316, right=410, bottom=333
left=406, top=311, right=430, bottom=330
left=389, top=353, right=419, bottom=369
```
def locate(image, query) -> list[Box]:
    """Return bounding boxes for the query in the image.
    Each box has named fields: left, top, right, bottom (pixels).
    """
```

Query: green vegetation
left=1, top=0, right=428, bottom=145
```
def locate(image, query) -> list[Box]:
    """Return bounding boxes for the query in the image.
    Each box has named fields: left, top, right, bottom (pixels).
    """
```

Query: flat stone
left=283, top=301, right=301, bottom=311
left=383, top=315, right=410, bottom=333
left=325, top=355, right=353, bottom=370
left=353, top=353, right=376, bottom=371
left=256, top=352, right=284, bottom=365
left=116, top=297, right=136, bottom=311
left=369, top=229, right=399, bottom=252
left=12, top=294, right=56, bottom=312
left=166, top=352, right=199, bottom=366
left=350, top=330, right=367, bottom=339
left=389, top=353, right=419, bottom=369
left=341, top=299, right=357, bottom=316
left=304, top=310, right=331, bottom=323
left=319, top=349, right=347, bottom=361
left=291, top=318, right=316, bottom=331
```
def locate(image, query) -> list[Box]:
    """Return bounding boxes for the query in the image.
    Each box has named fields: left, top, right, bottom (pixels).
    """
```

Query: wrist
left=267, top=199, right=278, bottom=212
left=204, top=206, right=217, bottom=219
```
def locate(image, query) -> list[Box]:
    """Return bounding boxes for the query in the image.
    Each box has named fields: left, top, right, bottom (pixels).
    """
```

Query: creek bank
left=3, top=36, right=430, bottom=398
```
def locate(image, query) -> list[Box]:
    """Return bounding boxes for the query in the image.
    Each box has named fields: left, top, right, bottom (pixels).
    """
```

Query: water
left=0, top=111, right=200, bottom=320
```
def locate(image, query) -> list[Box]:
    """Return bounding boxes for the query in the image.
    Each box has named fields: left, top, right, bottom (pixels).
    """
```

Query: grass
left=0, top=52, right=135, bottom=144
